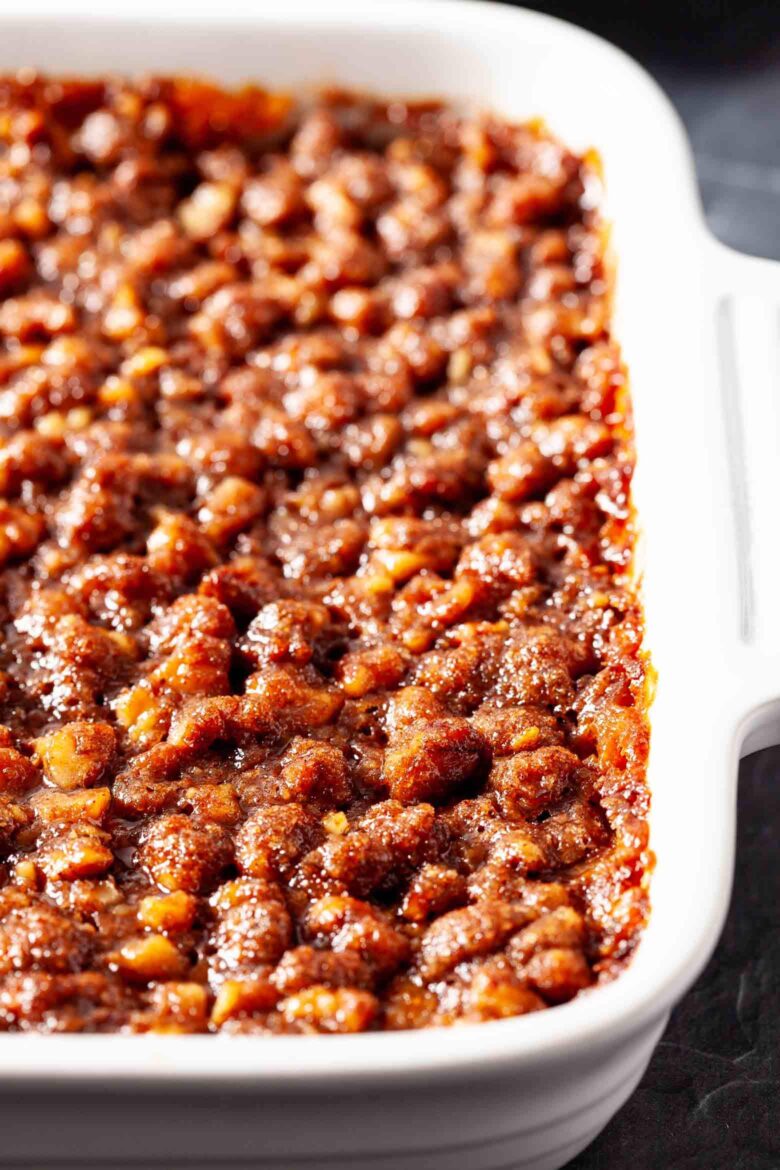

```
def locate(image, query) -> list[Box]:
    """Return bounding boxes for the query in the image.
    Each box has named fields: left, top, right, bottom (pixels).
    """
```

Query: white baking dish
left=1, top=2, right=779, bottom=1167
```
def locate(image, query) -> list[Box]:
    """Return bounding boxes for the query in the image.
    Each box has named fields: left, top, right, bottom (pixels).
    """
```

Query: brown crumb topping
left=0, top=75, right=650, bottom=1033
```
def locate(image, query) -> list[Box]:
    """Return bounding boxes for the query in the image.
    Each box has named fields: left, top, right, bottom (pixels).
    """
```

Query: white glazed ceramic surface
left=1, top=3, right=779, bottom=1167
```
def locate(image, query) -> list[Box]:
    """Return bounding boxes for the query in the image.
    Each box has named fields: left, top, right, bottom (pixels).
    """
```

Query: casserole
left=0, top=1, right=779, bottom=1166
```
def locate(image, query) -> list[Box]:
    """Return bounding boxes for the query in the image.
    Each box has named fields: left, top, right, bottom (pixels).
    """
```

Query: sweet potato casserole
left=0, top=76, right=650, bottom=1033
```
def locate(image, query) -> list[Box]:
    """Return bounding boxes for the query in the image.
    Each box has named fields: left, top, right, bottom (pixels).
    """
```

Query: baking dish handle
left=710, top=240, right=780, bottom=753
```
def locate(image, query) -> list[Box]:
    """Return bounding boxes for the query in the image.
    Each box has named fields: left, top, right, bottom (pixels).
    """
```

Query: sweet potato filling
left=0, top=75, right=650, bottom=1033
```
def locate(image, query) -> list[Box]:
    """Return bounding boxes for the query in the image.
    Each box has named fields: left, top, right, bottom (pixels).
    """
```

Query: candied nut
left=164, top=696, right=242, bottom=752
left=377, top=200, right=451, bottom=262
left=114, top=934, right=189, bottom=983
left=197, top=477, right=266, bottom=545
left=0, top=896, right=93, bottom=974
left=383, top=716, right=488, bottom=804
left=147, top=592, right=235, bottom=652
left=417, top=901, right=530, bottom=981
left=322, top=811, right=349, bottom=836
left=342, top=415, right=403, bottom=472
left=244, top=665, right=343, bottom=731
left=537, top=800, right=609, bottom=867
left=102, top=284, right=144, bottom=340
left=235, top=804, right=322, bottom=880
left=138, top=815, right=232, bottom=893
left=456, top=531, right=537, bottom=596
left=384, top=686, right=443, bottom=733
left=210, top=875, right=283, bottom=911
left=487, top=442, right=557, bottom=502
left=169, top=261, right=236, bottom=308
left=382, top=974, right=439, bottom=1031
left=336, top=643, right=408, bottom=698
left=471, top=704, right=564, bottom=756
left=137, top=890, right=198, bottom=934
left=238, top=600, right=330, bottom=669
left=499, top=625, right=592, bottom=709
left=0, top=502, right=44, bottom=566
left=463, top=229, right=520, bottom=301
left=279, top=986, right=379, bottom=1033
left=150, top=633, right=231, bottom=699
left=242, top=161, right=304, bottom=227
left=0, top=292, right=76, bottom=341
left=271, top=945, right=373, bottom=995
left=490, top=746, right=583, bottom=820
left=36, top=825, right=114, bottom=881
left=401, top=864, right=467, bottom=922
left=77, top=109, right=124, bottom=164
left=304, top=895, right=409, bottom=977
left=508, top=907, right=587, bottom=962
left=522, top=947, right=592, bottom=1003
left=308, top=800, right=435, bottom=898
left=329, top=286, right=383, bottom=334
left=48, top=876, right=122, bottom=916
left=0, top=428, right=69, bottom=497
left=391, top=575, right=479, bottom=653
left=210, top=977, right=278, bottom=1027
left=179, top=181, right=237, bottom=240
left=146, top=982, right=209, bottom=1033
left=575, top=341, right=624, bottom=418
left=465, top=838, right=549, bottom=904
left=182, top=783, right=241, bottom=825
left=13, top=859, right=39, bottom=889
left=0, top=746, right=39, bottom=794
left=34, top=722, right=116, bottom=790
left=0, top=239, right=31, bottom=295
left=147, top=513, right=217, bottom=581
left=488, top=172, right=569, bottom=226
left=489, top=829, right=548, bottom=874
left=209, top=878, right=292, bottom=975
left=276, top=739, right=351, bottom=806
left=0, top=800, right=33, bottom=848
left=290, top=109, right=342, bottom=176
left=465, top=957, right=545, bottom=1020
left=190, top=281, right=285, bottom=356
left=113, top=682, right=170, bottom=746
left=120, top=346, right=168, bottom=379
left=31, top=786, right=111, bottom=825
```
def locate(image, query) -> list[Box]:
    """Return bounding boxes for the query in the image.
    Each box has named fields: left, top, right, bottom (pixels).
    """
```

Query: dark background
left=519, top=0, right=780, bottom=261
left=498, top=1, right=780, bottom=1166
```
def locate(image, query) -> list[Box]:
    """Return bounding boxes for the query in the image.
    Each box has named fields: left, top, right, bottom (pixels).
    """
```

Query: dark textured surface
left=571, top=748, right=780, bottom=1169
left=507, top=2, right=780, bottom=1165
left=651, top=47, right=780, bottom=261
left=522, top=1, right=780, bottom=260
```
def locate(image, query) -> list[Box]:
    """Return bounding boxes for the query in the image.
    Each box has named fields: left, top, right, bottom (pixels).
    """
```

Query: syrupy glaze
left=0, top=76, right=650, bottom=1033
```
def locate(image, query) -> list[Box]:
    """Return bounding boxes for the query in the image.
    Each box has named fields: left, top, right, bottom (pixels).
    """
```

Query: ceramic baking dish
left=1, top=2, right=779, bottom=1168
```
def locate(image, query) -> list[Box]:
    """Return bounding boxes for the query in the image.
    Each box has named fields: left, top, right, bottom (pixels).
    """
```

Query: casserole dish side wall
left=0, top=4, right=778, bottom=1169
